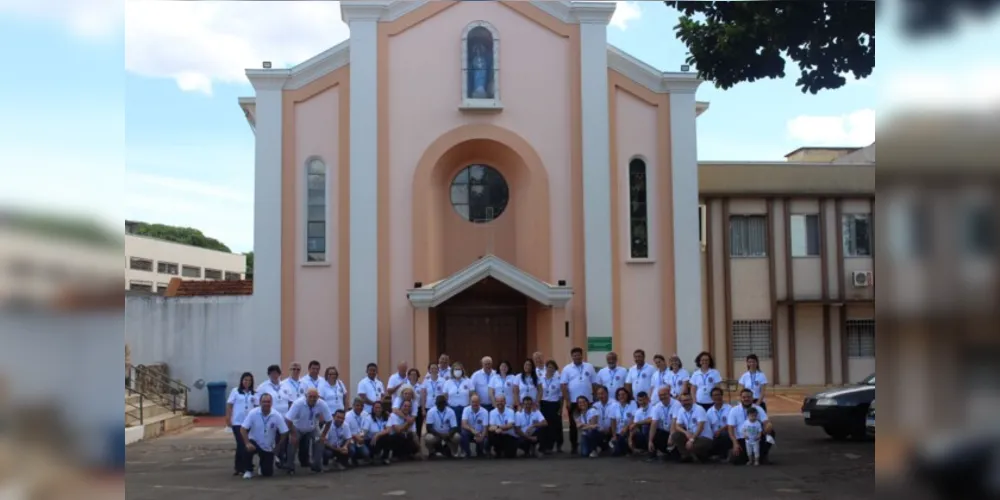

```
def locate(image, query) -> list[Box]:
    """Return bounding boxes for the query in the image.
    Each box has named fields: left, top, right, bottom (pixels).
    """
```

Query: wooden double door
left=436, top=278, right=527, bottom=368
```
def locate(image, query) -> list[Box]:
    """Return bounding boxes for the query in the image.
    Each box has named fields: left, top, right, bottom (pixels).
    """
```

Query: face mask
left=454, top=370, right=464, bottom=377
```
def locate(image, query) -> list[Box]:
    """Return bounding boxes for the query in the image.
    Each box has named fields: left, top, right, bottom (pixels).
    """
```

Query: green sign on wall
left=587, top=336, right=612, bottom=352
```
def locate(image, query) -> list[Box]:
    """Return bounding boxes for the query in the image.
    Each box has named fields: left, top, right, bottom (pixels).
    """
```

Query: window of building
left=306, top=158, right=327, bottom=263
left=963, top=203, right=996, bottom=256
left=461, top=22, right=500, bottom=104
left=842, top=213, right=872, bottom=257
left=729, top=215, right=768, bottom=257
left=156, top=283, right=169, bottom=295
left=732, top=320, right=773, bottom=360
left=790, top=214, right=820, bottom=257
left=129, top=281, right=153, bottom=292
left=157, top=261, right=179, bottom=275
left=449, top=164, right=509, bottom=223
left=225, top=271, right=241, bottom=281
left=181, top=265, right=201, bottom=278
left=129, top=257, right=153, bottom=272
left=205, top=268, right=222, bottom=280
left=628, top=158, right=649, bottom=259
left=845, top=319, right=875, bottom=358
left=699, top=204, right=707, bottom=251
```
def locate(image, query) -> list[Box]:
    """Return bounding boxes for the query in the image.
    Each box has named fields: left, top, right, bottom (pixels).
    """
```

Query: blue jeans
left=351, top=443, right=370, bottom=461
left=450, top=406, right=466, bottom=422
left=461, top=429, right=489, bottom=457
left=579, top=429, right=603, bottom=457
left=611, top=434, right=631, bottom=456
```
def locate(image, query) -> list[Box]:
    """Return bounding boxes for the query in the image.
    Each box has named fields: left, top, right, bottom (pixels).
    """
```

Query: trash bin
left=207, top=381, right=228, bottom=416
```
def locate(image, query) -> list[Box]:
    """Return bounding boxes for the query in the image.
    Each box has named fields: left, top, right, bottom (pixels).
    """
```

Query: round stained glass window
left=449, top=164, right=509, bottom=223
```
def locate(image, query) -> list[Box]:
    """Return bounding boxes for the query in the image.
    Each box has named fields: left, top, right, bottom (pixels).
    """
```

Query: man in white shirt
left=650, top=354, right=671, bottom=398
left=423, top=395, right=461, bottom=458
left=386, top=361, right=409, bottom=408
left=625, top=349, right=656, bottom=399
left=670, top=393, right=714, bottom=462
left=629, top=392, right=654, bottom=454
left=460, top=395, right=490, bottom=458
left=532, top=351, right=549, bottom=379
left=597, top=352, right=628, bottom=396
left=321, top=409, right=354, bottom=470
left=727, top=389, right=774, bottom=465
left=560, top=347, right=597, bottom=455
left=436, top=354, right=453, bottom=381
left=514, top=396, right=547, bottom=457
left=648, top=386, right=682, bottom=460
left=344, top=398, right=372, bottom=465
left=706, top=387, right=733, bottom=459
left=240, top=393, right=289, bottom=479
left=283, top=388, right=331, bottom=474
left=487, top=394, right=518, bottom=458
left=357, top=363, right=386, bottom=413
left=471, top=356, right=498, bottom=411
left=257, top=365, right=290, bottom=416
left=279, top=362, right=307, bottom=411
left=302, top=360, right=323, bottom=392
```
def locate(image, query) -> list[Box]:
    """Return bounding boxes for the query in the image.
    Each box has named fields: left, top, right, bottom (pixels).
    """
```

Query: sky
left=0, top=0, right=995, bottom=254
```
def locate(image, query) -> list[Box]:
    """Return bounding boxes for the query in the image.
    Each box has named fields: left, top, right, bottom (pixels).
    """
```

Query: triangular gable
left=407, top=255, right=572, bottom=308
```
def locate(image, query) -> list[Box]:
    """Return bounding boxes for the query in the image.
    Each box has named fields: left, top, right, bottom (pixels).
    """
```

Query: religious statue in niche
left=466, top=26, right=495, bottom=99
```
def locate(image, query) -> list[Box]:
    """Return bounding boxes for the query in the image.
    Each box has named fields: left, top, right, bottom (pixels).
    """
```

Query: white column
left=248, top=70, right=290, bottom=367
left=572, top=2, right=616, bottom=359
left=668, top=81, right=704, bottom=366
left=342, top=2, right=387, bottom=386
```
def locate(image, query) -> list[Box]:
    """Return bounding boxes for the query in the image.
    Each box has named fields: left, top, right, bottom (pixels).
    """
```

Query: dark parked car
left=911, top=431, right=1000, bottom=500
left=866, top=399, right=875, bottom=438
left=801, top=373, right=875, bottom=440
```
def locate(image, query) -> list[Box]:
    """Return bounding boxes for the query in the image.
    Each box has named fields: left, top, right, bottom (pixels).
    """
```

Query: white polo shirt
left=345, top=409, right=370, bottom=437
left=515, top=410, right=545, bottom=434
left=690, top=368, right=723, bottom=405
left=356, top=376, right=386, bottom=413
left=739, top=370, right=769, bottom=400
left=319, top=379, right=347, bottom=414
left=286, top=398, right=331, bottom=433
left=673, top=405, right=713, bottom=439
left=561, top=362, right=596, bottom=402
left=470, top=369, right=497, bottom=404
left=516, top=375, right=540, bottom=403
left=489, top=407, right=517, bottom=436
left=387, top=412, right=415, bottom=434
left=726, top=404, right=769, bottom=430
left=608, top=400, right=637, bottom=433
left=594, top=401, right=614, bottom=431
left=392, top=397, right=420, bottom=418
left=652, top=399, right=682, bottom=430
left=424, top=377, right=444, bottom=406
left=706, top=404, right=731, bottom=435
left=279, top=377, right=307, bottom=410
left=301, top=375, right=323, bottom=393
left=367, top=416, right=389, bottom=437
left=651, top=368, right=671, bottom=399
left=597, top=365, right=628, bottom=396
left=626, top=363, right=656, bottom=397
left=425, top=406, right=458, bottom=434
left=444, top=378, right=474, bottom=407
left=575, top=407, right=600, bottom=427
left=539, top=374, right=562, bottom=403
left=387, top=373, right=408, bottom=408
left=241, top=408, right=289, bottom=452
left=491, top=375, right=517, bottom=406
left=325, top=421, right=352, bottom=447
left=462, top=406, right=489, bottom=434
left=257, top=380, right=291, bottom=415
left=666, top=368, right=691, bottom=397
left=632, top=404, right=655, bottom=429
left=227, top=388, right=258, bottom=425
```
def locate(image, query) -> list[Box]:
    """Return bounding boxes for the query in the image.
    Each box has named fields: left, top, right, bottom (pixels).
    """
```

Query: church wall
left=385, top=1, right=575, bottom=364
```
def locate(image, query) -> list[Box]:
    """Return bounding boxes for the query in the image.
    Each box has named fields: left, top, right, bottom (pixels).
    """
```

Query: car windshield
left=861, top=374, right=875, bottom=385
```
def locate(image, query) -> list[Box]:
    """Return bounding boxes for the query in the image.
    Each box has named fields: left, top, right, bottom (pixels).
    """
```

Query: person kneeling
left=574, top=397, right=602, bottom=458
left=488, top=394, right=518, bottom=459
left=460, top=396, right=490, bottom=458
left=515, top=397, right=548, bottom=457
left=423, top=395, right=461, bottom=458
left=322, top=410, right=355, bottom=471
left=669, top=394, right=714, bottom=463
left=387, top=400, right=420, bottom=461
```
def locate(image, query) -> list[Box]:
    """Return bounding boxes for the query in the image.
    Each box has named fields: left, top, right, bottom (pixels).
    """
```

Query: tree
left=243, top=251, right=254, bottom=279
left=132, top=222, right=232, bottom=253
left=664, top=1, right=875, bottom=94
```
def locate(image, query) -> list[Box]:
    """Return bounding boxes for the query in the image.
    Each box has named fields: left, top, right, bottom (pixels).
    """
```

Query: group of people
left=225, top=348, right=776, bottom=479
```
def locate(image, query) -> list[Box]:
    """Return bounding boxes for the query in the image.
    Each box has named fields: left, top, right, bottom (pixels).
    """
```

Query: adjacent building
left=125, top=222, right=247, bottom=294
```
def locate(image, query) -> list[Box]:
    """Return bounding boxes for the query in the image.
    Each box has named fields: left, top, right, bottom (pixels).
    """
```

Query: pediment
left=407, top=255, right=572, bottom=308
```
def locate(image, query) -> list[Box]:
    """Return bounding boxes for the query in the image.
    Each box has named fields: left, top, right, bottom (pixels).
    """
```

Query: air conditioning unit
left=699, top=204, right=707, bottom=251
left=851, top=271, right=873, bottom=288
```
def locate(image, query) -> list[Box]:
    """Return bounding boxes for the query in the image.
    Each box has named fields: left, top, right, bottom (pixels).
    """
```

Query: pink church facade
left=240, top=0, right=707, bottom=387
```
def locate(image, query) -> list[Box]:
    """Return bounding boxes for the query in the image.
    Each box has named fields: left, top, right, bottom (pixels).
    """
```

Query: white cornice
left=246, top=70, right=291, bottom=91
left=407, top=255, right=573, bottom=309
left=607, top=44, right=704, bottom=95
left=568, top=1, right=617, bottom=24
left=286, top=40, right=350, bottom=90
left=532, top=0, right=572, bottom=23
left=238, top=97, right=256, bottom=132
left=340, top=1, right=393, bottom=23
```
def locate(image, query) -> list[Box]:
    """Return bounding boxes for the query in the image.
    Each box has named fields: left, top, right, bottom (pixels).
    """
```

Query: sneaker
left=589, top=450, right=599, bottom=458
left=242, top=471, right=253, bottom=480
left=382, top=458, right=391, bottom=465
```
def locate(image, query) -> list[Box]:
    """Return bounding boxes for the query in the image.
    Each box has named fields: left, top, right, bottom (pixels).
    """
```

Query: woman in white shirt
left=387, top=399, right=419, bottom=461
left=666, top=355, right=691, bottom=399
left=737, top=354, right=769, bottom=412
left=489, top=360, right=517, bottom=410
left=538, top=360, right=564, bottom=454
left=405, top=368, right=426, bottom=438
left=608, top=387, right=636, bottom=456
left=424, top=363, right=444, bottom=409
left=574, top=396, right=602, bottom=458
left=225, top=372, right=258, bottom=476
left=319, top=366, right=348, bottom=417
left=513, top=359, right=540, bottom=408
left=443, top=362, right=474, bottom=419
left=690, top=351, right=723, bottom=411
left=367, top=401, right=392, bottom=465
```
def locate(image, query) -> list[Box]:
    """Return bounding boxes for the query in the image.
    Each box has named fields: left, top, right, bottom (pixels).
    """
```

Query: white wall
left=125, top=234, right=247, bottom=291
left=125, top=295, right=275, bottom=413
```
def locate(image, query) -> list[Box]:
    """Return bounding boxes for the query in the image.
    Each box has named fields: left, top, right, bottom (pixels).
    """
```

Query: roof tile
left=166, top=277, right=252, bottom=297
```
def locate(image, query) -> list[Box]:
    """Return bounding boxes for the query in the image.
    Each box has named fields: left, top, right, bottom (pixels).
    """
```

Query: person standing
left=225, top=372, right=258, bottom=476
left=560, top=347, right=597, bottom=455
left=356, top=363, right=385, bottom=414
left=513, top=359, right=540, bottom=407
left=690, top=352, right=723, bottom=411
left=257, top=365, right=290, bottom=416
left=666, top=355, right=691, bottom=399
left=302, top=360, right=323, bottom=393
left=650, top=354, right=672, bottom=398
left=471, top=356, right=498, bottom=411
left=319, top=366, right=348, bottom=417
left=538, top=360, right=563, bottom=454
left=737, top=354, right=769, bottom=412
left=239, top=393, right=289, bottom=479
left=625, top=349, right=656, bottom=399
left=280, top=362, right=307, bottom=411
left=386, top=362, right=409, bottom=408
left=444, top=362, right=474, bottom=418
left=489, top=360, right=517, bottom=410
left=597, top=352, right=628, bottom=396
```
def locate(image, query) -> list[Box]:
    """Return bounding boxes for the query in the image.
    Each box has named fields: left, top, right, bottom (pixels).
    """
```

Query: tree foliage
left=664, top=1, right=875, bottom=94
left=4, top=211, right=121, bottom=248
left=133, top=222, right=232, bottom=253
left=243, top=251, right=254, bottom=279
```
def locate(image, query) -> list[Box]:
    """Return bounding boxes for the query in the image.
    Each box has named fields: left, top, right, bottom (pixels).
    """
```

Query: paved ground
left=127, top=416, right=873, bottom=500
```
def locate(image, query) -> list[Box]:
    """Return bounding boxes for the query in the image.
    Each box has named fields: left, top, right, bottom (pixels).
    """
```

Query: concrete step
left=125, top=393, right=141, bottom=406
left=125, top=400, right=176, bottom=427
left=125, top=412, right=195, bottom=446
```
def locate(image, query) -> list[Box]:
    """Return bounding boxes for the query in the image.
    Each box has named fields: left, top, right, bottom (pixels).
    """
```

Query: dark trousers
left=461, top=430, right=490, bottom=457
left=698, top=403, right=713, bottom=411
left=651, top=430, right=672, bottom=454
left=370, top=436, right=392, bottom=459
left=489, top=432, right=518, bottom=458
left=754, top=399, right=768, bottom=412
left=566, top=405, right=579, bottom=451
left=389, top=433, right=419, bottom=458
left=243, top=440, right=275, bottom=477
left=539, top=401, right=563, bottom=451
left=733, top=432, right=773, bottom=465
left=631, top=428, right=650, bottom=452
left=231, top=426, right=248, bottom=473
left=323, top=447, right=350, bottom=466
left=711, top=434, right=733, bottom=457
left=517, top=429, right=545, bottom=454
left=415, top=411, right=425, bottom=438
left=611, top=434, right=630, bottom=456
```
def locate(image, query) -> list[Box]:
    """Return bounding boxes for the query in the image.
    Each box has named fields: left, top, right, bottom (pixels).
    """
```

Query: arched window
left=449, top=164, right=509, bottom=223
left=306, top=158, right=327, bottom=262
left=461, top=21, right=501, bottom=106
left=628, top=158, right=649, bottom=259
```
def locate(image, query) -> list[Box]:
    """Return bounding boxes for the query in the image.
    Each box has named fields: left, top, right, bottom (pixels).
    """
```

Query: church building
left=239, top=0, right=709, bottom=386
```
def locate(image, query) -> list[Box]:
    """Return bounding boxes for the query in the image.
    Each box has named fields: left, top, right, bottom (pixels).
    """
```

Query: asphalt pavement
left=126, top=416, right=874, bottom=500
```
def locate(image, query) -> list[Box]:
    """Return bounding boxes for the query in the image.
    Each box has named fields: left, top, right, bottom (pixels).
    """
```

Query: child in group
left=740, top=407, right=763, bottom=466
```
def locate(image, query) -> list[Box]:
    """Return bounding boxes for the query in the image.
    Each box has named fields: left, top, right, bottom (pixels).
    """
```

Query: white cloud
left=0, top=0, right=121, bottom=40
left=786, top=109, right=876, bottom=147
left=610, top=1, right=641, bottom=30
left=883, top=67, right=1000, bottom=113
left=124, top=0, right=349, bottom=95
